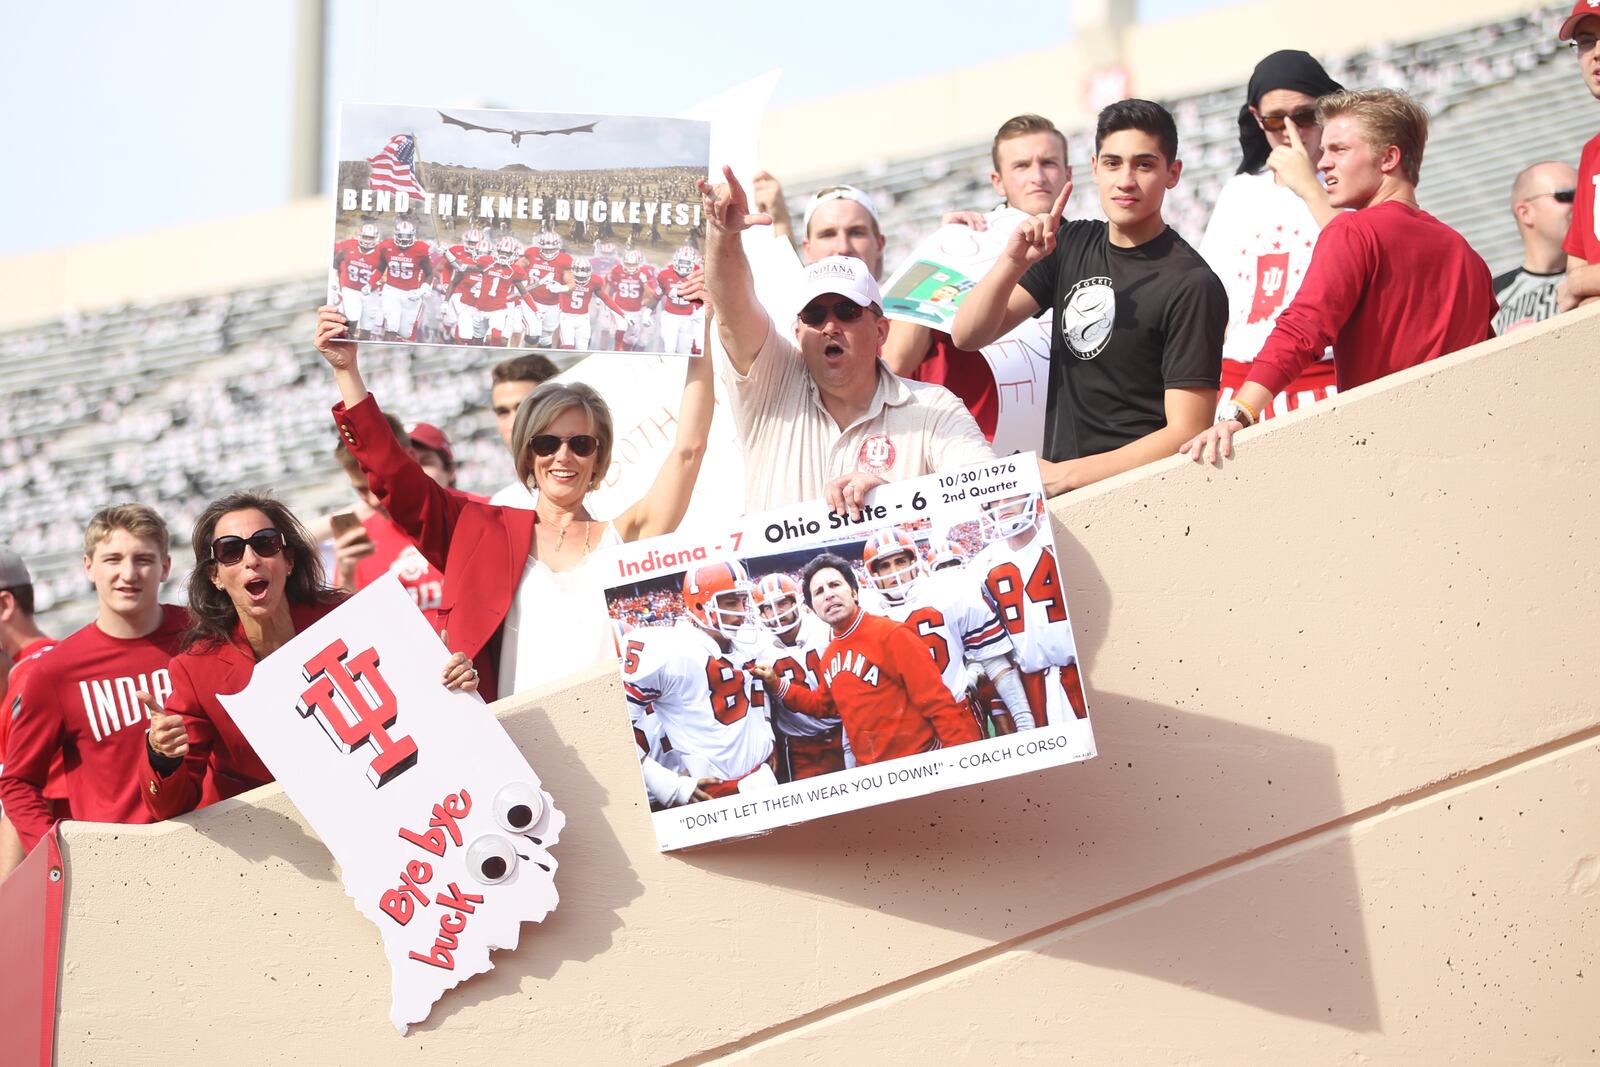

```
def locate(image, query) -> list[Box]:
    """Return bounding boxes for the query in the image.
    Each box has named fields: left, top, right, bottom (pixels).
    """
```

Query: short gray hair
left=510, top=381, right=614, bottom=490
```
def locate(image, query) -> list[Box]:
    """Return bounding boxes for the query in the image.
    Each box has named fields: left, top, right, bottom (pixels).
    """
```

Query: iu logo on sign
left=1248, top=252, right=1292, bottom=323
left=299, top=638, right=419, bottom=787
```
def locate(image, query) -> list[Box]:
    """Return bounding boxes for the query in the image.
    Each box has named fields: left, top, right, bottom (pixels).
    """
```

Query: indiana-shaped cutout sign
left=219, top=575, right=564, bottom=1031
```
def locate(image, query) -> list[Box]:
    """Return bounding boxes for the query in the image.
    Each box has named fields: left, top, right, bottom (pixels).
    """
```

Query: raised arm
left=882, top=320, right=935, bottom=375
left=950, top=183, right=1067, bottom=350
left=612, top=312, right=715, bottom=541
left=315, top=307, right=467, bottom=567
left=700, top=165, right=775, bottom=375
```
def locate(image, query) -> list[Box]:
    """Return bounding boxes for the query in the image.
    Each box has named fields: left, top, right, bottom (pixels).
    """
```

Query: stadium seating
left=1, top=1, right=1592, bottom=632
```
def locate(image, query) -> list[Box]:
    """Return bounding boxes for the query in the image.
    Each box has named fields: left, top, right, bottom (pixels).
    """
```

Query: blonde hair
left=83, top=503, right=170, bottom=559
left=510, top=381, right=615, bottom=490
left=1317, top=88, right=1429, bottom=186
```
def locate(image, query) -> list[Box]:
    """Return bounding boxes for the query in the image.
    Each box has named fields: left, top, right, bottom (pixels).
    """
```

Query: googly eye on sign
left=219, top=574, right=565, bottom=1031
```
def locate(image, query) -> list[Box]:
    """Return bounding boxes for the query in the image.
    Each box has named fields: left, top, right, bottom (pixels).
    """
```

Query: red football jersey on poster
left=442, top=243, right=478, bottom=293
left=559, top=279, right=614, bottom=315
left=0, top=605, right=188, bottom=849
left=607, top=264, right=655, bottom=312
left=776, top=609, right=981, bottom=765
left=656, top=266, right=697, bottom=316
left=462, top=256, right=526, bottom=312
left=353, top=512, right=445, bottom=627
left=377, top=239, right=432, bottom=291
left=335, top=240, right=383, bottom=289
left=522, top=251, right=574, bottom=307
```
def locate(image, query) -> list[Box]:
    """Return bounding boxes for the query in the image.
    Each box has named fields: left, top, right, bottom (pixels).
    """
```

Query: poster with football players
left=879, top=214, right=1057, bottom=457
left=598, top=455, right=1096, bottom=851
left=331, top=103, right=710, bottom=356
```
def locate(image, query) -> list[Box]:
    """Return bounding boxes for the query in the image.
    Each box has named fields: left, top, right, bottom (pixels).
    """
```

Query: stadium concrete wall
left=43, top=305, right=1600, bottom=1063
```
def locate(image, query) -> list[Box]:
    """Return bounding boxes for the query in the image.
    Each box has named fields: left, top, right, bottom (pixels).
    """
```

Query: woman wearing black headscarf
left=1198, top=50, right=1344, bottom=417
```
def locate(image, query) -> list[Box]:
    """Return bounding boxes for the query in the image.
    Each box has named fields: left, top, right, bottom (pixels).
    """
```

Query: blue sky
left=2, top=0, right=1227, bottom=256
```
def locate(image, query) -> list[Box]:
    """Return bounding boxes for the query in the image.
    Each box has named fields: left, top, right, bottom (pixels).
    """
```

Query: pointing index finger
left=1285, top=117, right=1305, bottom=153
left=1048, top=182, right=1071, bottom=227
left=722, top=164, right=746, bottom=205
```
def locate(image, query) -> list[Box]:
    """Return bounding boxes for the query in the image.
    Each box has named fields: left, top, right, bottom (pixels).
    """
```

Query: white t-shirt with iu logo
left=719, top=319, right=994, bottom=513
left=1198, top=168, right=1328, bottom=366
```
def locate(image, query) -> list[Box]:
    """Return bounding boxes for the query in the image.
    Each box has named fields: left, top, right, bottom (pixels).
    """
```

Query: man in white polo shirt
left=701, top=167, right=994, bottom=516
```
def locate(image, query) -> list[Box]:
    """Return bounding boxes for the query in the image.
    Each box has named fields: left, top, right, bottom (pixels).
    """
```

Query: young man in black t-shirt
left=953, top=99, right=1225, bottom=496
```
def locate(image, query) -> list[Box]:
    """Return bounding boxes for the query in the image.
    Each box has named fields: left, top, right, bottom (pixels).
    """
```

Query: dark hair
left=800, top=552, right=858, bottom=608
left=491, top=353, right=559, bottom=386
left=991, top=113, right=1069, bottom=171
left=333, top=412, right=407, bottom=476
left=1095, top=99, right=1179, bottom=164
left=1, top=584, right=35, bottom=617
left=182, top=491, right=345, bottom=653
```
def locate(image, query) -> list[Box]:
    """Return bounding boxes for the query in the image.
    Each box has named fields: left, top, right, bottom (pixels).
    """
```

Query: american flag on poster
left=368, top=134, right=426, bottom=197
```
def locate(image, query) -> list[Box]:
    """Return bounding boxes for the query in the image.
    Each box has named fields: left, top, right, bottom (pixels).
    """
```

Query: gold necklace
left=550, top=518, right=592, bottom=554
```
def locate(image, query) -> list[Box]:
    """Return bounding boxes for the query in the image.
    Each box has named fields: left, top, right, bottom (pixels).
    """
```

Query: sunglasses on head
left=528, top=434, right=599, bottom=458
left=798, top=300, right=868, bottom=327
left=211, top=529, right=285, bottom=566
left=1259, top=108, right=1319, bottom=133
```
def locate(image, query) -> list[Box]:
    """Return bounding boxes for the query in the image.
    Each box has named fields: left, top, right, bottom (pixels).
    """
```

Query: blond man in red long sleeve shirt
left=751, top=553, right=981, bottom=765
left=1181, top=89, right=1496, bottom=466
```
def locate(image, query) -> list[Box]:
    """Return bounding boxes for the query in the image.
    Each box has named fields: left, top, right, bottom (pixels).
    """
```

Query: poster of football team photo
left=330, top=103, right=711, bottom=356
left=600, top=456, right=1097, bottom=851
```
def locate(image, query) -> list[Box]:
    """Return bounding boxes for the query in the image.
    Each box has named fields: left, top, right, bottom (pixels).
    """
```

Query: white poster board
left=597, top=455, right=1096, bottom=851
left=219, top=576, right=565, bottom=1031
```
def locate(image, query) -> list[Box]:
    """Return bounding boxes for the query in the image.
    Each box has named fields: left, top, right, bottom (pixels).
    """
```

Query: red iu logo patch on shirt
left=1248, top=252, right=1291, bottom=323
left=858, top=434, right=897, bottom=475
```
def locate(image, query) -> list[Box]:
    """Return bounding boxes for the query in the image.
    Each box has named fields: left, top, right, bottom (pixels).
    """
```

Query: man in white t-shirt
left=700, top=168, right=994, bottom=516
left=486, top=353, right=558, bottom=508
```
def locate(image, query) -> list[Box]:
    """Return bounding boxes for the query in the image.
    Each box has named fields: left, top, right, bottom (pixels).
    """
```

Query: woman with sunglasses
left=1198, top=50, right=1344, bottom=418
left=314, top=294, right=713, bottom=698
left=138, top=491, right=479, bottom=818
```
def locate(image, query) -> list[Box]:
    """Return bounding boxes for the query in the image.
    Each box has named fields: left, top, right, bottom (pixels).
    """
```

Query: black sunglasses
left=1528, top=189, right=1577, bottom=205
left=1259, top=108, right=1319, bottom=132
left=799, top=300, right=869, bottom=327
left=211, top=529, right=285, bottom=566
left=529, top=434, right=599, bottom=458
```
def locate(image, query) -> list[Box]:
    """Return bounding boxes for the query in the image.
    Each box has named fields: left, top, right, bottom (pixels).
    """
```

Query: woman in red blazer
left=314, top=295, right=714, bottom=701
left=141, top=491, right=478, bottom=818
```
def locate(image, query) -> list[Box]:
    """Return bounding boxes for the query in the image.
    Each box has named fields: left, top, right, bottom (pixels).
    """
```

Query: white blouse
left=497, top=521, right=622, bottom=697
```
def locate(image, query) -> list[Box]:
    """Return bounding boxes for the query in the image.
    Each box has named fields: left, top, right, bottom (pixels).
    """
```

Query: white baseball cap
left=794, top=256, right=882, bottom=317
left=802, top=185, right=882, bottom=235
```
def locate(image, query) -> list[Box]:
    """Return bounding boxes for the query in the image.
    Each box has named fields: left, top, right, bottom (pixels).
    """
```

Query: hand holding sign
left=314, top=305, right=359, bottom=370
left=142, top=692, right=188, bottom=759
left=698, top=165, right=773, bottom=237
left=1002, top=183, right=1072, bottom=270
left=439, top=630, right=479, bottom=693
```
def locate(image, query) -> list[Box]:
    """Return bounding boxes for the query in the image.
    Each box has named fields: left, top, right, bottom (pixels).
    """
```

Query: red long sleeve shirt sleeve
left=1246, top=201, right=1496, bottom=398
left=778, top=610, right=981, bottom=765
